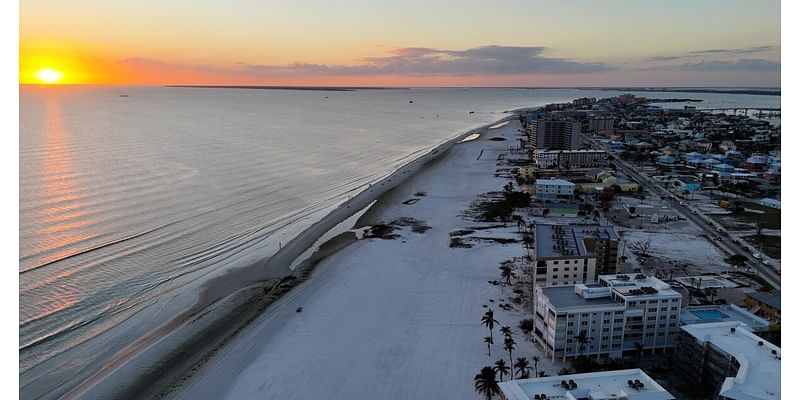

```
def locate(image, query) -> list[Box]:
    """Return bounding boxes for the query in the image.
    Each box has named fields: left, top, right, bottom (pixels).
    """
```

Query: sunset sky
left=19, top=0, right=780, bottom=86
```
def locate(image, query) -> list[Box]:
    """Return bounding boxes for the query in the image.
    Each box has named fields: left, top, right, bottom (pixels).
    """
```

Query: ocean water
left=19, top=86, right=779, bottom=397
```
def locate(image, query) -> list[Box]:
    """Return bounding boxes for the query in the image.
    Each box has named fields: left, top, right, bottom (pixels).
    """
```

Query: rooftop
left=682, top=321, right=780, bottom=400
left=539, top=285, right=622, bottom=311
left=680, top=305, right=770, bottom=332
left=599, top=274, right=681, bottom=299
left=498, top=369, right=675, bottom=400
left=534, top=224, right=618, bottom=259
left=536, top=178, right=575, bottom=186
left=746, top=291, right=781, bottom=310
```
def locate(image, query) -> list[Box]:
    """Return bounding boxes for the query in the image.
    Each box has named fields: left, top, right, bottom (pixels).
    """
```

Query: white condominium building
left=533, top=274, right=682, bottom=362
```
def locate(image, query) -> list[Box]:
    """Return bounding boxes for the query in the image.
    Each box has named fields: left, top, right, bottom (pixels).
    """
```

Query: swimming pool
left=691, top=309, right=731, bottom=320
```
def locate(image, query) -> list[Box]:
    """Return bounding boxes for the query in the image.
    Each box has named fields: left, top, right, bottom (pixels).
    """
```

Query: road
left=583, top=134, right=781, bottom=290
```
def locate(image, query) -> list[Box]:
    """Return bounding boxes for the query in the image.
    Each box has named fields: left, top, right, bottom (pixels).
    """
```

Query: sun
left=34, top=68, right=64, bottom=84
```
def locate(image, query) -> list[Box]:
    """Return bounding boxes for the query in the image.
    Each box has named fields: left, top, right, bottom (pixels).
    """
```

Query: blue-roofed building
left=680, top=305, right=770, bottom=333
left=714, top=163, right=736, bottom=173
left=657, top=155, right=676, bottom=165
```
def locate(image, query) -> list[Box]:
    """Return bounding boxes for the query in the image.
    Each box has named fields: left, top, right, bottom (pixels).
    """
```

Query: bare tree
left=629, top=240, right=652, bottom=258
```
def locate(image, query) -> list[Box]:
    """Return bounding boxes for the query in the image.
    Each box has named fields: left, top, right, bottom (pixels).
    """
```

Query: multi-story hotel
left=533, top=274, right=682, bottom=362
left=528, top=118, right=581, bottom=150
left=532, top=224, right=620, bottom=290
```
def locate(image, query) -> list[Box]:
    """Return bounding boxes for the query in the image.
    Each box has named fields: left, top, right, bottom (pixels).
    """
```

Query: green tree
left=493, top=359, right=510, bottom=382
left=500, top=326, right=512, bottom=338
left=522, top=234, right=534, bottom=258
left=533, top=356, right=540, bottom=378
left=484, top=336, right=494, bottom=356
left=474, top=367, right=501, bottom=400
left=481, top=309, right=499, bottom=341
left=514, top=357, right=533, bottom=379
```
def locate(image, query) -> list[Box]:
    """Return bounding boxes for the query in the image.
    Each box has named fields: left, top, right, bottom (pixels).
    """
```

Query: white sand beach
left=170, top=119, right=561, bottom=399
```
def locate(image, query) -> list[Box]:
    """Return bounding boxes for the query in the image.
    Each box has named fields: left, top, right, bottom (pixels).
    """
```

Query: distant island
left=581, top=87, right=780, bottom=96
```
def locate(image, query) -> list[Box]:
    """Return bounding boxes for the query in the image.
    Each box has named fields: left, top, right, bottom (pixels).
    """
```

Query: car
left=707, top=221, right=713, bottom=225
left=753, top=253, right=761, bottom=259
left=717, top=228, right=723, bottom=232
left=679, top=201, right=685, bottom=205
left=734, top=240, right=740, bottom=244
left=691, top=210, right=698, bottom=215
left=762, top=260, right=771, bottom=265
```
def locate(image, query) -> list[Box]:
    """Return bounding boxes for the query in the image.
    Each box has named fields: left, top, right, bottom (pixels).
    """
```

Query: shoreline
left=64, top=111, right=523, bottom=399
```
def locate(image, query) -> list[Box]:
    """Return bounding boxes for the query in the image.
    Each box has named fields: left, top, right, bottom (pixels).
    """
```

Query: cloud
left=648, top=45, right=778, bottom=62
left=244, top=45, right=612, bottom=76
left=688, top=45, right=777, bottom=55
left=679, top=58, right=780, bottom=71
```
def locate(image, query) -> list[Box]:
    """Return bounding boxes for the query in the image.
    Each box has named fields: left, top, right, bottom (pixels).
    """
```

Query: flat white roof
left=498, top=368, right=675, bottom=400
left=536, top=178, right=575, bottom=186
left=599, top=274, right=681, bottom=298
left=681, top=321, right=780, bottom=399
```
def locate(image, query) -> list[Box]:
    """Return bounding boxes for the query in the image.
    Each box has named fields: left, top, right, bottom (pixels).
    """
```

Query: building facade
left=534, top=178, right=575, bottom=199
left=533, top=274, right=682, bottom=362
left=530, top=149, right=607, bottom=169
left=529, top=118, right=581, bottom=150
left=674, top=321, right=781, bottom=399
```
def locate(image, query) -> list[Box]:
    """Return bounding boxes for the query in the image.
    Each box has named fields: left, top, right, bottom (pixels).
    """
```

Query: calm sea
left=19, top=86, right=779, bottom=397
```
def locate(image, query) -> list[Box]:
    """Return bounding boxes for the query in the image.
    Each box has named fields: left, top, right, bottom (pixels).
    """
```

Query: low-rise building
left=533, top=274, right=682, bottom=362
left=530, top=149, right=608, bottom=170
left=532, top=225, right=620, bottom=290
left=498, top=369, right=675, bottom=400
left=674, top=321, right=780, bottom=399
left=744, top=291, right=780, bottom=325
left=534, top=178, right=575, bottom=199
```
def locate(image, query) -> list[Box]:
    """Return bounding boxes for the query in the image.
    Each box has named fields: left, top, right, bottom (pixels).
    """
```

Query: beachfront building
left=674, top=321, right=781, bottom=399
left=531, top=224, right=621, bottom=293
left=532, top=274, right=682, bottom=362
left=534, top=178, right=575, bottom=200
left=530, top=149, right=607, bottom=170
left=528, top=118, right=581, bottom=150
left=588, top=116, right=615, bottom=133
left=498, top=369, right=675, bottom=400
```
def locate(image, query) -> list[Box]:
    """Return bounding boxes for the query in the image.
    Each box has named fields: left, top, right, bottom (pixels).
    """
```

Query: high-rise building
left=498, top=369, right=676, bottom=400
left=529, top=118, right=581, bottom=150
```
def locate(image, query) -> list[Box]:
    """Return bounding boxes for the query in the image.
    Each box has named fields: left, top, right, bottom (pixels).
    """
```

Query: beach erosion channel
left=65, top=112, right=533, bottom=399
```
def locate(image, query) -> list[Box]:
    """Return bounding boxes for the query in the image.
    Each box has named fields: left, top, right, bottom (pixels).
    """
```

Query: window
left=573, top=274, right=578, bottom=278
left=647, top=324, right=655, bottom=329
left=553, top=261, right=559, bottom=265
left=649, top=300, right=658, bottom=304
left=552, top=275, right=558, bottom=279
left=646, top=333, right=655, bottom=337
left=659, top=324, right=666, bottom=328
left=603, top=312, right=611, bottom=315
left=602, top=328, right=610, bottom=332
left=671, top=306, right=678, bottom=311
left=567, top=339, right=573, bottom=343
left=614, top=318, right=623, bottom=323
left=612, top=335, right=622, bottom=340
left=668, top=323, right=676, bottom=328
left=553, top=268, right=559, bottom=272
left=615, top=311, right=624, bottom=315
left=647, top=308, right=657, bottom=313
left=601, top=345, right=608, bottom=350
left=647, top=317, right=656, bottom=321
left=563, top=274, right=569, bottom=278
left=581, top=321, right=588, bottom=326
left=574, top=267, right=578, bottom=271
left=660, top=316, right=666, bottom=320
left=565, top=260, right=570, bottom=264
left=660, top=307, right=667, bottom=312
left=612, top=344, right=621, bottom=349
left=568, top=322, right=574, bottom=326
left=670, top=315, right=677, bottom=319
left=613, top=327, right=623, bottom=332
left=629, top=301, right=636, bottom=306
left=602, top=336, right=609, bottom=340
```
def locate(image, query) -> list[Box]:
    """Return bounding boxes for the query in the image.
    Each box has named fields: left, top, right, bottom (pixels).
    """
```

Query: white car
left=679, top=201, right=686, bottom=206
left=762, top=260, right=771, bottom=265
left=753, top=253, right=761, bottom=259
left=691, top=210, right=697, bottom=215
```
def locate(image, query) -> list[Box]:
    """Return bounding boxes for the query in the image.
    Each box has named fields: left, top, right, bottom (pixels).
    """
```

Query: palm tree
left=504, top=336, right=516, bottom=377
left=481, top=309, right=499, bottom=341
left=499, top=265, right=515, bottom=285
left=533, top=356, right=540, bottom=378
left=500, top=326, right=512, bottom=338
left=474, top=366, right=501, bottom=400
left=522, top=234, right=534, bottom=258
left=494, top=359, right=510, bottom=382
left=575, top=330, right=592, bottom=356
left=512, top=214, right=523, bottom=233
left=484, top=336, right=494, bottom=356
left=514, top=357, right=533, bottom=379
left=705, top=288, right=718, bottom=303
